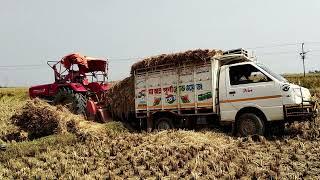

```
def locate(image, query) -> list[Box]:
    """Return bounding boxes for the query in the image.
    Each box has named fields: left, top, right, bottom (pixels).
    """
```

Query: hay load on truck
left=119, top=48, right=318, bottom=136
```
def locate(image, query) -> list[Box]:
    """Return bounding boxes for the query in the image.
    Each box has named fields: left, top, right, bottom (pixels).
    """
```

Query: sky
left=1, top=0, right=320, bottom=87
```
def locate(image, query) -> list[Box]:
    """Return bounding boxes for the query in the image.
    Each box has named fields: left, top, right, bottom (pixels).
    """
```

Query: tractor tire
left=53, top=87, right=87, bottom=116
left=155, top=117, right=174, bottom=130
left=237, top=113, right=265, bottom=137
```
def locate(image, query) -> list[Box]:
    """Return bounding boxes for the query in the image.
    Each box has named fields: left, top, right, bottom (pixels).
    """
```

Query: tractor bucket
left=97, top=108, right=112, bottom=123
left=86, top=100, right=97, bottom=120
left=86, top=99, right=112, bottom=122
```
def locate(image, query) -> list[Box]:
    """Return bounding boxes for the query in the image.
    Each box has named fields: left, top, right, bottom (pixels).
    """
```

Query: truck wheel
left=237, top=113, right=264, bottom=136
left=53, top=87, right=87, bottom=116
left=156, top=117, right=174, bottom=130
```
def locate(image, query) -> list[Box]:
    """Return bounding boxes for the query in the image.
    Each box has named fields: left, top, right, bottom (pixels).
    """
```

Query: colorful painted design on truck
left=153, top=97, right=161, bottom=106
left=178, top=83, right=203, bottom=92
left=181, top=95, right=190, bottom=103
left=198, top=92, right=212, bottom=101
left=166, top=94, right=176, bottom=104
left=135, top=65, right=214, bottom=110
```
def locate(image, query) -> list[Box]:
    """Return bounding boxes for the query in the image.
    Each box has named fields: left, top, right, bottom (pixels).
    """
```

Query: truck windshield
left=257, top=63, right=288, bottom=82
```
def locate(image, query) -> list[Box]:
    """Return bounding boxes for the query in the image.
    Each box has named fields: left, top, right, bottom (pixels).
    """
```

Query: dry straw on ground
left=10, top=99, right=83, bottom=140
left=1, top=97, right=320, bottom=179
left=0, top=88, right=28, bottom=141
left=5, top=98, right=117, bottom=142
left=106, top=76, right=135, bottom=121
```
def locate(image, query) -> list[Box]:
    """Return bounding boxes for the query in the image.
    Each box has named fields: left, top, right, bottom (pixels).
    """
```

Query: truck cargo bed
left=135, top=62, right=218, bottom=118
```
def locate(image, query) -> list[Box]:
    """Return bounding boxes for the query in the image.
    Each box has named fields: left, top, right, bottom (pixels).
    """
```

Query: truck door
left=221, top=63, right=283, bottom=121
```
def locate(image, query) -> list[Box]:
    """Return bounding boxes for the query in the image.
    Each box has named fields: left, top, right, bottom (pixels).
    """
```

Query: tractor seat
left=82, top=78, right=89, bottom=85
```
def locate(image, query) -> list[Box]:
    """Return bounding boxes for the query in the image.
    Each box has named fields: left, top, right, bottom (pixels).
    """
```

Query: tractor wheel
left=53, top=87, right=87, bottom=116
left=237, top=113, right=265, bottom=137
left=155, top=117, right=174, bottom=130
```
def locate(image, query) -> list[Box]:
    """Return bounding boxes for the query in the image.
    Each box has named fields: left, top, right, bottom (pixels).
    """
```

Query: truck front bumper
left=284, top=101, right=318, bottom=121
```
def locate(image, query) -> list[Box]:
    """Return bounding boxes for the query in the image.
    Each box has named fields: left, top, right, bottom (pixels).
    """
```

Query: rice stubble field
left=0, top=75, right=320, bottom=179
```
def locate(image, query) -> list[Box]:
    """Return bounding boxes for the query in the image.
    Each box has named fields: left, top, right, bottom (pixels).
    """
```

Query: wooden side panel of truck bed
left=134, top=64, right=215, bottom=113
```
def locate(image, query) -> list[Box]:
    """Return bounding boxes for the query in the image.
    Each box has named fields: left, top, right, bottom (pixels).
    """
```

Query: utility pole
left=300, top=42, right=308, bottom=77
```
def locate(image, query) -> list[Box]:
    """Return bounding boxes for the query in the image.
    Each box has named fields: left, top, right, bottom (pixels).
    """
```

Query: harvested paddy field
left=0, top=87, right=320, bottom=179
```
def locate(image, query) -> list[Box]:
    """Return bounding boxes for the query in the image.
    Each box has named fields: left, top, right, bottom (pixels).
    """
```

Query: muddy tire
left=237, top=113, right=265, bottom=136
left=53, top=87, right=87, bottom=116
left=155, top=117, right=174, bottom=130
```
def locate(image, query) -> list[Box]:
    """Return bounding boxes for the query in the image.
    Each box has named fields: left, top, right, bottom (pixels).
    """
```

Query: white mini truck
left=133, top=49, right=318, bottom=136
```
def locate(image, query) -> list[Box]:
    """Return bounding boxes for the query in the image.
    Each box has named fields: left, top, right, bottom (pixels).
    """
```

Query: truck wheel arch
left=155, top=117, right=174, bottom=130
left=235, top=107, right=267, bottom=124
left=151, top=111, right=178, bottom=128
left=233, top=107, right=267, bottom=135
left=236, top=113, right=265, bottom=136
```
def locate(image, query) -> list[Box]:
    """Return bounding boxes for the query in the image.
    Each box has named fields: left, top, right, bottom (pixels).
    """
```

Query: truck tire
left=53, top=87, right=87, bottom=116
left=237, top=113, right=265, bottom=136
left=155, top=117, right=174, bottom=130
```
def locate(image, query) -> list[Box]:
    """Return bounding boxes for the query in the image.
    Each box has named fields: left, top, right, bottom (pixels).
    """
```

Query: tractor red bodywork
left=29, top=83, right=88, bottom=99
left=29, top=53, right=111, bottom=122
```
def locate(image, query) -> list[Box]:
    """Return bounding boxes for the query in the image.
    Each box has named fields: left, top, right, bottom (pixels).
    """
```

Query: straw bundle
left=11, top=99, right=82, bottom=139
left=131, top=49, right=222, bottom=73
left=8, top=98, right=124, bottom=141
left=106, top=76, right=135, bottom=120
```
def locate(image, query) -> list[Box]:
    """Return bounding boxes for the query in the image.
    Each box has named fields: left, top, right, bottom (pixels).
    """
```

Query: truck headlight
left=292, top=87, right=311, bottom=101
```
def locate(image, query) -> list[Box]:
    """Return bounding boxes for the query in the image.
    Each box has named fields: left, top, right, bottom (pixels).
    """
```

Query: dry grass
left=106, top=76, right=135, bottom=120
left=0, top=88, right=28, bottom=141
left=11, top=99, right=83, bottom=140
left=1, top=118, right=320, bottom=179
left=285, top=73, right=320, bottom=97
left=0, top=76, right=320, bottom=179
left=131, top=49, right=222, bottom=73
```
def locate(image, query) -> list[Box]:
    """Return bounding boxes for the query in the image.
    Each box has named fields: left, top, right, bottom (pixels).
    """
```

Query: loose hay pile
left=131, top=49, right=222, bottom=73
left=7, top=99, right=118, bottom=141
left=106, top=76, right=135, bottom=121
left=10, top=99, right=83, bottom=139
left=287, top=119, right=320, bottom=140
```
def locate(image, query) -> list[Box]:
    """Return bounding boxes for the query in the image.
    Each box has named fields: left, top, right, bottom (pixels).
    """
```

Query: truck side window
left=229, top=64, right=271, bottom=85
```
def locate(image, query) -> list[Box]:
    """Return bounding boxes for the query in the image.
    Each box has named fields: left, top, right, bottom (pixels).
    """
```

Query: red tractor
left=29, top=53, right=111, bottom=122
